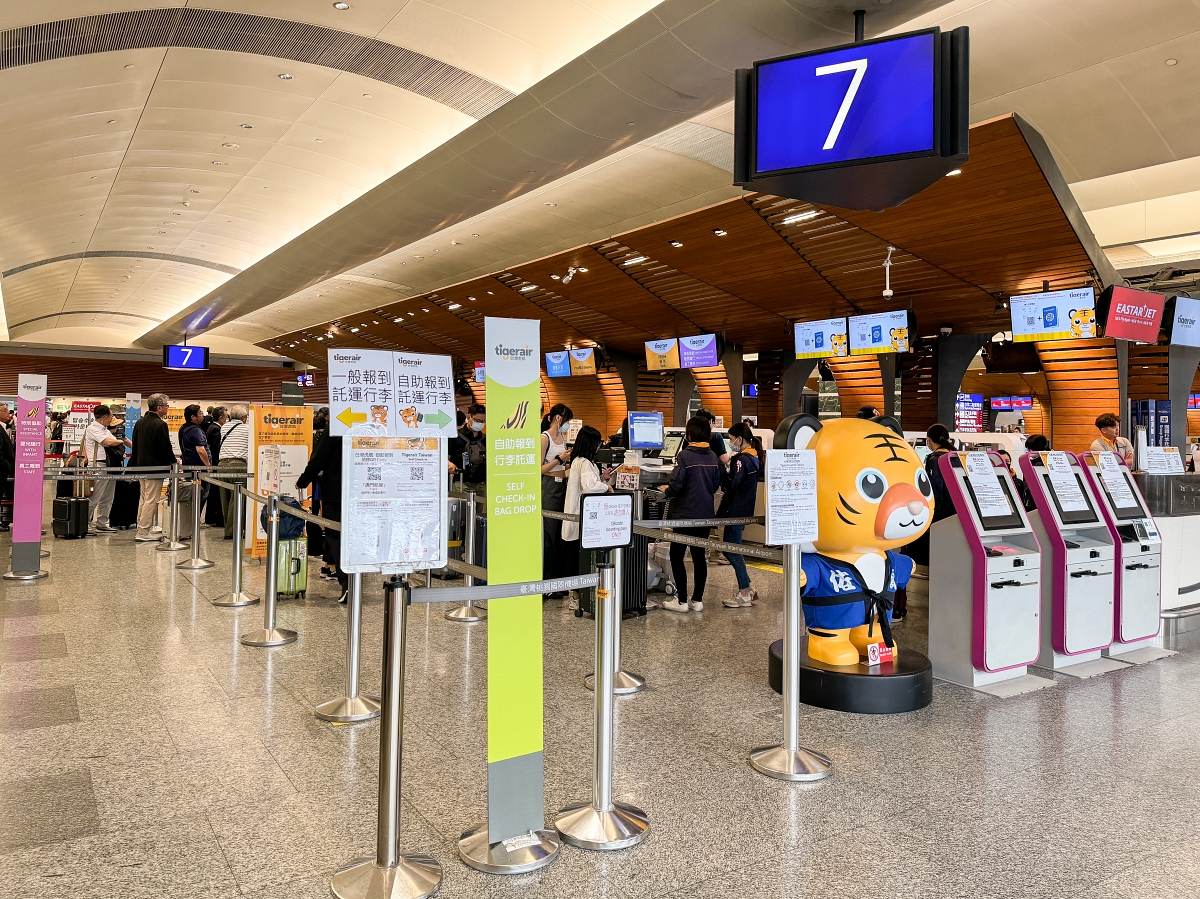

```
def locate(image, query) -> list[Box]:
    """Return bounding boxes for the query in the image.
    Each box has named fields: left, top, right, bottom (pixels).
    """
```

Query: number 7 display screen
left=162, top=344, right=209, bottom=370
left=755, top=30, right=937, bottom=175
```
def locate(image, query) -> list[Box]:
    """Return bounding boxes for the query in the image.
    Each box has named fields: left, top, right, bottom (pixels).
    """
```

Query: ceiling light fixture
left=222, top=142, right=239, bottom=149
left=551, top=274, right=560, bottom=280
left=544, top=202, right=557, bottom=207
left=279, top=73, right=293, bottom=80
left=669, top=240, right=683, bottom=248
left=468, top=296, right=476, bottom=301
left=946, top=168, right=962, bottom=176
left=472, top=233, right=479, bottom=237
left=781, top=210, right=819, bottom=225
left=212, top=160, right=225, bottom=165
left=394, top=317, right=403, bottom=323
left=623, top=256, right=648, bottom=266
left=577, top=268, right=587, bottom=273
left=190, top=189, right=200, bottom=193
left=362, top=93, right=372, bottom=98
left=1167, top=58, right=1178, bottom=66
left=712, top=229, right=728, bottom=236
left=240, top=123, right=253, bottom=129
left=107, top=119, right=116, bottom=124
left=448, top=303, right=462, bottom=310
left=333, top=1, right=350, bottom=7
left=349, top=327, right=359, bottom=332
left=519, top=285, right=537, bottom=292
left=407, top=311, right=415, bottom=317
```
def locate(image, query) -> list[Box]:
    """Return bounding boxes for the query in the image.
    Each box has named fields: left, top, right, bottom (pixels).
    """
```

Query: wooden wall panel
left=691, top=364, right=732, bottom=424
left=0, top=353, right=316, bottom=404
left=826, top=355, right=883, bottom=417
left=1189, top=368, right=1200, bottom=440
left=637, top=367, right=674, bottom=415
left=1036, top=338, right=1118, bottom=452
left=596, top=366, right=629, bottom=439
left=959, top=370, right=1051, bottom=440
left=1128, top=344, right=1169, bottom=401
left=901, top=339, right=938, bottom=432
left=540, top=371, right=624, bottom=438
left=749, top=353, right=784, bottom=430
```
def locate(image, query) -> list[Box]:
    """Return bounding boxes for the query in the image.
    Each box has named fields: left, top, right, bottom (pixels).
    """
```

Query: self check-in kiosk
left=1078, top=452, right=1162, bottom=656
left=1019, top=451, right=1115, bottom=671
left=929, top=451, right=1044, bottom=692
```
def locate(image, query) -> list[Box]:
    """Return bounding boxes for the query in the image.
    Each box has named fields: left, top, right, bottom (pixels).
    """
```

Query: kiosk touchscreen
left=1078, top=452, right=1162, bottom=655
left=929, top=451, right=1045, bottom=692
left=1019, top=451, right=1116, bottom=671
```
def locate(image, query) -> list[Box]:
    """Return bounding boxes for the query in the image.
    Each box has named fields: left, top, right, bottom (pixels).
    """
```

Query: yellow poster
left=644, top=338, right=680, bottom=371
left=250, top=404, right=313, bottom=557
left=568, top=347, right=598, bottom=376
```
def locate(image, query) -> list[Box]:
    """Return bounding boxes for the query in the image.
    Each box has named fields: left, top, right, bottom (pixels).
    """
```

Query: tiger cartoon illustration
left=889, top=326, right=909, bottom=353
left=774, top=414, right=933, bottom=666
left=829, top=332, right=849, bottom=357
left=1069, top=307, right=1096, bottom=338
left=371, top=405, right=390, bottom=427
left=398, top=407, right=418, bottom=428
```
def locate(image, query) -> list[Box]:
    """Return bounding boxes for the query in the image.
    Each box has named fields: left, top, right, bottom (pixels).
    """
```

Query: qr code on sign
left=367, top=467, right=382, bottom=482
left=410, top=466, right=425, bottom=481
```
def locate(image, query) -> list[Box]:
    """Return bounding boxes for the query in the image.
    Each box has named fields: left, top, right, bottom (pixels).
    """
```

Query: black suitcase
left=52, top=496, right=89, bottom=539
left=574, top=538, right=648, bottom=618
left=109, top=480, right=140, bottom=529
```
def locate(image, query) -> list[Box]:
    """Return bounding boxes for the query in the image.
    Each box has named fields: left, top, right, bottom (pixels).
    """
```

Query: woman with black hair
left=719, top=421, right=764, bottom=608
left=541, top=403, right=573, bottom=588
left=924, top=423, right=957, bottom=524
left=561, top=425, right=611, bottom=609
left=661, top=416, right=722, bottom=613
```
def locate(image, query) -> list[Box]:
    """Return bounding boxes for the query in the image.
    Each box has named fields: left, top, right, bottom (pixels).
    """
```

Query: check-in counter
left=1132, top=473, right=1200, bottom=616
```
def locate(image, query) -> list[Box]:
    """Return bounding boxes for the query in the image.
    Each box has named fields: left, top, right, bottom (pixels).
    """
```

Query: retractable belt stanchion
left=240, top=494, right=297, bottom=647
left=585, top=543, right=645, bottom=694
left=212, top=484, right=259, bottom=607
left=555, top=560, right=650, bottom=849
left=316, top=572, right=381, bottom=723
left=445, top=490, right=485, bottom=622
left=177, top=475, right=214, bottom=570
left=331, top=575, right=442, bottom=899
left=157, top=464, right=188, bottom=552
left=749, top=543, right=832, bottom=782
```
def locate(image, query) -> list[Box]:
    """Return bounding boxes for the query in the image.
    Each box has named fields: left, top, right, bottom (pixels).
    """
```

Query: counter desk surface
left=1132, top=472, right=1200, bottom=611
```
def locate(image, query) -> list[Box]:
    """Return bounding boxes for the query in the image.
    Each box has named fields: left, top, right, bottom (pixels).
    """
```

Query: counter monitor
left=953, top=452, right=1024, bottom=531
left=1029, top=452, right=1100, bottom=526
left=628, top=411, right=664, bottom=450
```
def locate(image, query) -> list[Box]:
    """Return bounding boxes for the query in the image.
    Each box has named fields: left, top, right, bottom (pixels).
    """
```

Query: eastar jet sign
left=1100, top=285, right=1165, bottom=343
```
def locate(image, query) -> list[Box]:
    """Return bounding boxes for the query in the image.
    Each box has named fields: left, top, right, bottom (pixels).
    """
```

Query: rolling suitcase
left=52, top=496, right=89, bottom=539
left=276, top=537, right=308, bottom=599
left=109, top=479, right=140, bottom=530
left=574, top=540, right=647, bottom=618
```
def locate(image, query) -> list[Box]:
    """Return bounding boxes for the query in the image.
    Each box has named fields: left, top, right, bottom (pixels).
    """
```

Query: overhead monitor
left=1009, top=287, right=1096, bottom=342
left=1096, top=285, right=1166, bottom=343
left=1190, top=394, right=1200, bottom=411
left=644, top=339, right=680, bottom=371
left=1011, top=396, right=1033, bottom=410
left=1169, top=295, right=1200, bottom=348
left=794, top=317, right=849, bottom=359
left=628, top=411, right=664, bottom=450
left=742, top=383, right=759, bottom=398
left=162, top=344, right=209, bottom=371
left=990, top=396, right=1012, bottom=410
left=568, top=347, right=597, bottom=375
left=545, top=351, right=571, bottom=378
left=848, top=309, right=912, bottom=355
left=678, top=334, right=719, bottom=368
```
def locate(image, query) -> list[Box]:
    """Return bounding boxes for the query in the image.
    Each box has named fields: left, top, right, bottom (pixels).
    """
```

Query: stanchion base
left=240, top=627, right=297, bottom=647
left=749, top=745, right=833, bottom=782
left=330, top=851, right=442, bottom=899
left=176, top=558, right=215, bottom=570
left=3, top=569, right=48, bottom=581
left=553, top=801, right=650, bottom=850
left=767, top=639, right=934, bottom=714
left=445, top=603, right=486, bottom=622
left=156, top=540, right=189, bottom=553
left=584, top=670, right=646, bottom=694
left=211, top=592, right=260, bottom=608
left=457, top=823, right=559, bottom=874
left=314, top=694, right=382, bottom=723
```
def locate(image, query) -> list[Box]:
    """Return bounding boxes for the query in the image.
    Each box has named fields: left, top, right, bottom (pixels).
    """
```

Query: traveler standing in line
left=132, top=394, right=176, bottom=542
left=0, top=404, right=13, bottom=532
left=48, top=412, right=64, bottom=456
left=719, top=421, right=763, bottom=608
left=1091, top=413, right=1134, bottom=467
left=560, top=425, right=611, bottom=610
left=450, top=403, right=486, bottom=494
left=178, top=405, right=211, bottom=469
left=81, top=405, right=131, bottom=533
left=218, top=405, right=250, bottom=540
left=297, top=433, right=348, bottom=603
left=661, top=416, right=722, bottom=613
left=203, top=407, right=226, bottom=527
left=540, top=403, right=573, bottom=589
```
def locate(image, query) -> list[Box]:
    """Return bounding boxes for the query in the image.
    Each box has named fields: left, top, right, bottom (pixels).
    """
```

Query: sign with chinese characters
left=341, top=431, right=447, bottom=573
left=580, top=492, right=634, bottom=550
left=1141, top=445, right=1185, bottom=474
left=955, top=393, right=984, bottom=433
left=679, top=334, right=719, bottom=368
left=250, top=405, right=312, bottom=557
left=327, top=348, right=455, bottom=437
left=644, top=338, right=680, bottom=371
left=765, top=449, right=819, bottom=545
left=9, top=374, right=48, bottom=575
left=568, top=347, right=597, bottom=375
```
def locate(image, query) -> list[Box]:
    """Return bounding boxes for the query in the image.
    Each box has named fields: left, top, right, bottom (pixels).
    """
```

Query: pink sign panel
left=13, top=374, right=47, bottom=544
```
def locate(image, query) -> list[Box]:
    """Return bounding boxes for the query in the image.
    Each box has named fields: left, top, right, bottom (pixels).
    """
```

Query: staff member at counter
left=1091, top=413, right=1134, bottom=467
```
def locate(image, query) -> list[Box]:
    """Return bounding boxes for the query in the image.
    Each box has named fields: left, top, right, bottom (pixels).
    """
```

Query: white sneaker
left=568, top=594, right=579, bottom=612
left=95, top=524, right=117, bottom=533
left=134, top=533, right=159, bottom=543
left=691, top=600, right=704, bottom=612
left=150, top=526, right=163, bottom=535
left=661, top=598, right=689, bottom=613
left=723, top=591, right=747, bottom=608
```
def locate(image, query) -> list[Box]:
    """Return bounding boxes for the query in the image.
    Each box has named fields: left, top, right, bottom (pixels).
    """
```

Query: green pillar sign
left=485, top=316, right=545, bottom=841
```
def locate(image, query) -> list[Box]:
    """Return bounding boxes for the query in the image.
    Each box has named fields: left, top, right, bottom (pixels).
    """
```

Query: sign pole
left=5, top=374, right=49, bottom=581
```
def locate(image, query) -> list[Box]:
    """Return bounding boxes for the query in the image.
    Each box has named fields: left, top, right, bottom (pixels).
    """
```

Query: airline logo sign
left=1175, top=296, right=1200, bottom=348
left=1103, top=286, right=1165, bottom=343
left=327, top=348, right=455, bottom=437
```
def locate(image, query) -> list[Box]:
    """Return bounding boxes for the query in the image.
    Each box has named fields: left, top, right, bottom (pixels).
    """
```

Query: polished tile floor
left=2, top=527, right=1199, bottom=899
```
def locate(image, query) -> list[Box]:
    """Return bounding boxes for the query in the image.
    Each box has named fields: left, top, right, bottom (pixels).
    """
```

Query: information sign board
left=764, top=449, right=818, bottom=545
left=568, top=347, right=597, bottom=375
left=1141, top=445, right=1185, bottom=474
left=1009, top=287, right=1096, bottom=342
left=679, top=334, right=719, bottom=368
left=849, top=310, right=910, bottom=355
left=580, top=493, right=634, bottom=550
left=328, top=348, right=455, bottom=437
left=794, top=317, right=848, bottom=359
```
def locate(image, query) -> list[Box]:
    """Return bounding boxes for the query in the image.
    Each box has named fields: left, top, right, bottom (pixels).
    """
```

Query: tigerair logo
left=495, top=343, right=534, bottom=361
left=501, top=401, right=529, bottom=430
left=263, top=413, right=305, bottom=427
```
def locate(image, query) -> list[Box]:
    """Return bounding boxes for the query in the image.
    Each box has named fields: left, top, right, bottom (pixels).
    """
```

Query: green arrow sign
left=423, top=408, right=452, bottom=429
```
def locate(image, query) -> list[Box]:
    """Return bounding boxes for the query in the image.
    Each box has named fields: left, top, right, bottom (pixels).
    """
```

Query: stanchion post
left=749, top=543, right=832, bottom=782
left=212, top=485, right=259, bottom=607
left=445, top=489, right=485, bottom=622
left=585, top=544, right=645, bottom=694
left=157, top=464, right=188, bottom=552
left=555, top=560, right=650, bottom=849
left=240, top=495, right=297, bottom=647
left=331, top=575, right=442, bottom=899
left=316, top=572, right=381, bottom=722
left=177, top=476, right=214, bottom=570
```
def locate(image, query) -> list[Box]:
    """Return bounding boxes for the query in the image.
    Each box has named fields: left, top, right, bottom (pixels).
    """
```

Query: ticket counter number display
left=957, top=452, right=1023, bottom=531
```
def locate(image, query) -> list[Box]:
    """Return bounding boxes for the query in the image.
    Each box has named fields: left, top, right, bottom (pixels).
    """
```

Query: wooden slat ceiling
left=261, top=116, right=1105, bottom=369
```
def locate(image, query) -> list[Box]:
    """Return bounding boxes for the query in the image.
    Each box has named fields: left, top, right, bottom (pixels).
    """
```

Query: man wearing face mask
left=450, top=403, right=487, bottom=495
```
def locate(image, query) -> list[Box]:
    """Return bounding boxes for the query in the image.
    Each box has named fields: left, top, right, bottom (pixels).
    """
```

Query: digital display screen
left=1099, top=469, right=1148, bottom=521
left=950, top=454, right=1025, bottom=532
left=990, top=396, right=1012, bottom=410
left=794, top=317, right=849, bottom=359
left=1098, top=285, right=1165, bottom=343
left=1011, top=396, right=1033, bottom=410
left=545, top=351, right=571, bottom=378
left=645, top=339, right=680, bottom=371
left=661, top=434, right=684, bottom=460
left=1009, top=287, right=1095, bottom=342
left=1028, top=456, right=1100, bottom=525
left=955, top=393, right=984, bottom=433
left=848, top=310, right=911, bottom=355
left=162, top=344, right=209, bottom=370
left=679, top=334, right=719, bottom=368
left=1171, top=295, right=1200, bottom=348
left=568, top=348, right=597, bottom=375
left=755, top=31, right=937, bottom=174
left=629, top=411, right=664, bottom=449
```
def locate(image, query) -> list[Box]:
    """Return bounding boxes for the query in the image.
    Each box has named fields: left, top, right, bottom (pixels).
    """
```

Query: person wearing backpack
left=719, top=421, right=763, bottom=608
left=450, top=403, right=486, bottom=494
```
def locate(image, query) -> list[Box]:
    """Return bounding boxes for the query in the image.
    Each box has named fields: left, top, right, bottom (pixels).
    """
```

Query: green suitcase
left=276, top=536, right=308, bottom=599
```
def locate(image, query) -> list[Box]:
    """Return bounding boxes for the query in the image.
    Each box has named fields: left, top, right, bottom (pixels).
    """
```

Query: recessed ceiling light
left=212, top=160, right=225, bottom=165
left=315, top=138, right=323, bottom=142
left=333, top=1, right=349, bottom=8
left=222, top=142, right=239, bottom=149
left=407, top=311, right=415, bottom=317
left=669, top=240, right=683, bottom=247
left=623, top=256, right=648, bottom=266
left=712, top=228, right=728, bottom=236
left=626, top=122, right=635, bottom=126
left=362, top=93, right=372, bottom=98
left=781, top=210, right=820, bottom=225
left=158, top=230, right=167, bottom=234
left=190, top=189, right=200, bottom=193
left=172, top=211, right=182, bottom=216
left=551, top=274, right=560, bottom=280
left=468, top=296, right=476, bottom=301
left=279, top=73, right=293, bottom=80
left=544, top=202, right=557, bottom=207
left=124, top=64, right=135, bottom=69
left=106, top=119, right=116, bottom=124
left=487, top=290, right=493, bottom=294
left=472, top=233, right=479, bottom=237
left=451, top=240, right=459, bottom=245
left=577, top=268, right=587, bottom=273
left=945, top=168, right=962, bottom=176
left=240, top=123, right=253, bottom=129
left=1166, top=58, right=1178, bottom=66
left=349, top=327, right=359, bottom=332
left=519, top=285, right=537, bottom=292
left=448, top=303, right=462, bottom=310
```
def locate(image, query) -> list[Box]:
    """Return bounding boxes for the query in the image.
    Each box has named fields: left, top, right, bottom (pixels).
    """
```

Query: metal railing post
left=331, top=576, right=442, bottom=899
left=240, top=495, right=297, bottom=647
left=177, top=476, right=214, bottom=570
left=316, top=572, right=381, bottom=722
left=212, top=484, right=259, bottom=607
left=157, top=464, right=188, bottom=552
left=749, top=543, right=832, bottom=782
left=585, top=544, right=644, bottom=693
left=554, top=561, right=650, bottom=850
left=445, top=490, right=485, bottom=622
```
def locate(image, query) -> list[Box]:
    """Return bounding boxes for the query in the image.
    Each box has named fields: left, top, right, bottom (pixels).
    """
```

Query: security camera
left=939, top=324, right=953, bottom=337
left=882, top=288, right=894, bottom=299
